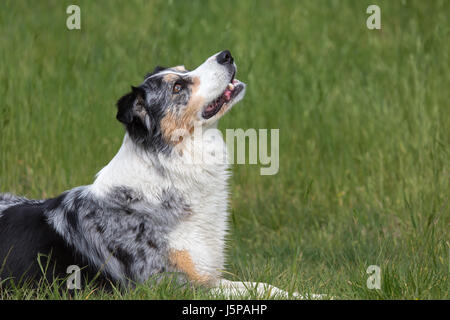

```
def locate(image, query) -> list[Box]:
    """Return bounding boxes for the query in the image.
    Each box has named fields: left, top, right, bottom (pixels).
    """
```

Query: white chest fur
left=165, top=127, right=231, bottom=281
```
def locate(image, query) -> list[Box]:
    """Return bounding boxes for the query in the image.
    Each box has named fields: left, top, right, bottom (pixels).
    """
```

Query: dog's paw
left=291, top=292, right=329, bottom=300
left=212, top=280, right=317, bottom=299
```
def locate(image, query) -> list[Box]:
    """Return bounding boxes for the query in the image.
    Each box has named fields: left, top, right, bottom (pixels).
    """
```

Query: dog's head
left=116, top=50, right=246, bottom=152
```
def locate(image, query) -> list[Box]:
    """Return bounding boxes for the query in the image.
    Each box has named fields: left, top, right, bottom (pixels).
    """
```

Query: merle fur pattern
left=0, top=186, right=190, bottom=287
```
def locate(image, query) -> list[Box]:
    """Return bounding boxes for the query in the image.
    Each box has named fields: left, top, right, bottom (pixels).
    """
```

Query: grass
left=0, top=0, right=449, bottom=299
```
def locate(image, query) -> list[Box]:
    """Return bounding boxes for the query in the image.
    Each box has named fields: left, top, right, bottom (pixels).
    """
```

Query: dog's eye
left=173, top=83, right=183, bottom=94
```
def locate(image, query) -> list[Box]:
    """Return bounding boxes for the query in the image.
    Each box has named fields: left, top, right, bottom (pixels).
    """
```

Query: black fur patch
left=0, top=202, right=107, bottom=286
left=108, top=245, right=134, bottom=279
left=135, top=222, right=146, bottom=242
left=44, top=193, right=67, bottom=211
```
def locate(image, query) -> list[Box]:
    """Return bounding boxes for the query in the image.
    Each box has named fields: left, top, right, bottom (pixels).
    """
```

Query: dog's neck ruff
left=92, top=128, right=229, bottom=198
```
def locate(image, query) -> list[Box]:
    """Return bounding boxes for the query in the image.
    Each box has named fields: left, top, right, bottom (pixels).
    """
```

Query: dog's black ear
left=116, top=86, right=146, bottom=125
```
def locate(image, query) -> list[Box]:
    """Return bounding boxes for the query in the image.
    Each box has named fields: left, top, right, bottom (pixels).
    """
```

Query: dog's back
left=0, top=193, right=29, bottom=212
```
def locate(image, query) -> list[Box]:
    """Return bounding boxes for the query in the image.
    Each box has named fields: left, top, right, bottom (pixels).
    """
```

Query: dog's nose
left=216, top=50, right=234, bottom=65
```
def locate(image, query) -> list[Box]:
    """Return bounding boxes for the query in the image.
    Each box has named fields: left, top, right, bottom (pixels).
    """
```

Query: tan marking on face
left=172, top=65, right=187, bottom=72
left=191, top=76, right=200, bottom=92
left=169, top=250, right=210, bottom=284
left=163, top=73, right=180, bottom=82
left=160, top=76, right=203, bottom=144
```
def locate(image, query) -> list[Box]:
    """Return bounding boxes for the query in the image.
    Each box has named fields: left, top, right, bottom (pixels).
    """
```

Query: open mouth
left=202, top=75, right=245, bottom=119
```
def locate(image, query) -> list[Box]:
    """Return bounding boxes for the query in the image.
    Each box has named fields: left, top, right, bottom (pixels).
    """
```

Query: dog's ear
left=116, top=86, right=146, bottom=125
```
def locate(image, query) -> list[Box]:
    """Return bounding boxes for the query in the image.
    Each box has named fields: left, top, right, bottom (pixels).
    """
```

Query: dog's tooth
left=227, top=83, right=234, bottom=91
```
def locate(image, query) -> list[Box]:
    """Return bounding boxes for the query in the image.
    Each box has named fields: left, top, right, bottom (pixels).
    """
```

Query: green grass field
left=0, top=0, right=448, bottom=299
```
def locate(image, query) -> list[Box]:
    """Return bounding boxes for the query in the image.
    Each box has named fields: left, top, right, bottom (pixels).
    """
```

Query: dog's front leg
left=210, top=279, right=296, bottom=299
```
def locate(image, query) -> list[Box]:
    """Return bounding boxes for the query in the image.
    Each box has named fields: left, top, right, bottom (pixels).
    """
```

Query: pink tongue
left=224, top=89, right=232, bottom=101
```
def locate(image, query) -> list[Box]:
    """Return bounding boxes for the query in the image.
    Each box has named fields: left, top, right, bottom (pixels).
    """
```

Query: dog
left=0, top=51, right=303, bottom=298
